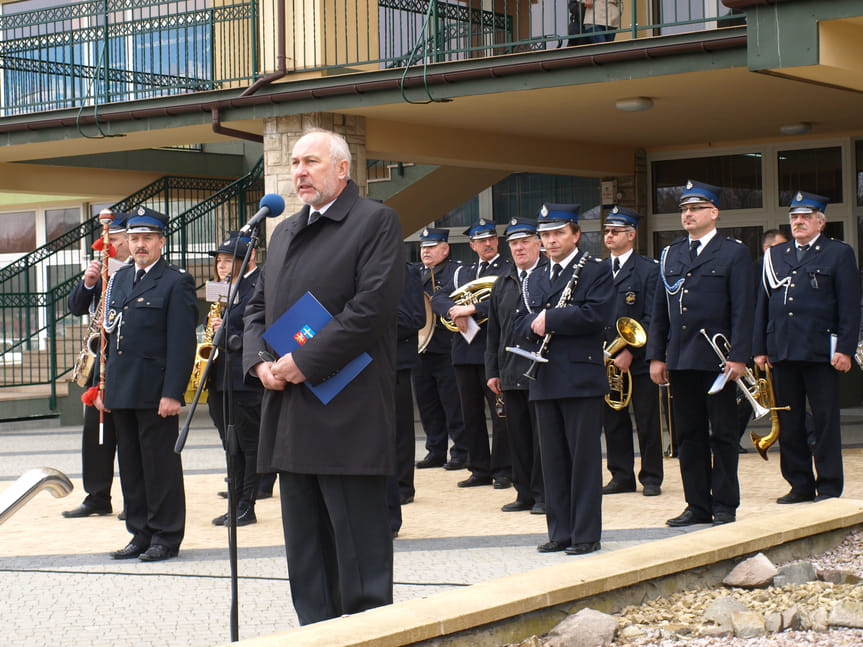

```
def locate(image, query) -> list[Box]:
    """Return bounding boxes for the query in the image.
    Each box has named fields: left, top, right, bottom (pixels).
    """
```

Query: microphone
left=239, top=193, right=285, bottom=234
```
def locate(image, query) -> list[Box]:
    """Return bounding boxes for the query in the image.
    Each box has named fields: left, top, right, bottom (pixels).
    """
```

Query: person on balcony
left=568, top=0, right=620, bottom=45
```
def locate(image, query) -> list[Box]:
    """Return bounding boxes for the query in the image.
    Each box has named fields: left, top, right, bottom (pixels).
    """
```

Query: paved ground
left=2, top=408, right=863, bottom=647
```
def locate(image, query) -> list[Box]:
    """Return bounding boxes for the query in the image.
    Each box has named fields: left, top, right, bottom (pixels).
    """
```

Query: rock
left=698, top=624, right=732, bottom=638
left=703, top=596, right=749, bottom=627
left=809, top=607, right=828, bottom=632
left=775, top=560, right=817, bottom=585
left=516, top=637, right=542, bottom=647
left=722, top=553, right=779, bottom=589
left=730, top=610, right=766, bottom=638
left=542, top=608, right=618, bottom=647
left=617, top=625, right=648, bottom=641
left=764, top=612, right=782, bottom=633
left=828, top=600, right=863, bottom=628
left=782, top=604, right=803, bottom=631
left=820, top=569, right=863, bottom=585
left=772, top=574, right=788, bottom=588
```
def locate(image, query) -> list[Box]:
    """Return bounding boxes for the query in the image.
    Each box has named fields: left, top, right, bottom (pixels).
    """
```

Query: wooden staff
left=96, top=208, right=114, bottom=445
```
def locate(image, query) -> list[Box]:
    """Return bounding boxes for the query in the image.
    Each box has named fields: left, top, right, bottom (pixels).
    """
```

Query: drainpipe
left=211, top=106, right=263, bottom=143
left=240, top=0, right=288, bottom=97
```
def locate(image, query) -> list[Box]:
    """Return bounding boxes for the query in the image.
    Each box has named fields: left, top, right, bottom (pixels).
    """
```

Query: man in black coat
left=485, top=217, right=546, bottom=513
left=95, top=206, right=198, bottom=562
left=207, top=232, right=263, bottom=527
left=647, top=180, right=754, bottom=528
left=432, top=219, right=512, bottom=489
left=512, top=204, right=613, bottom=555
left=63, top=212, right=130, bottom=518
left=600, top=206, right=663, bottom=497
left=753, top=192, right=861, bottom=503
left=243, top=129, right=404, bottom=625
left=413, top=228, right=468, bottom=470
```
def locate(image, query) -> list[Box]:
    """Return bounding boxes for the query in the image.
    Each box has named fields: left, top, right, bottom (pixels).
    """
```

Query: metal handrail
left=0, top=467, right=73, bottom=526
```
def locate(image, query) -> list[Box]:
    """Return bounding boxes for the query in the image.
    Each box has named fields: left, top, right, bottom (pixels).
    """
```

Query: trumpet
left=855, top=339, right=863, bottom=370
left=749, top=363, right=789, bottom=460
left=440, top=276, right=498, bottom=332
left=603, top=317, right=647, bottom=410
left=698, top=329, right=770, bottom=420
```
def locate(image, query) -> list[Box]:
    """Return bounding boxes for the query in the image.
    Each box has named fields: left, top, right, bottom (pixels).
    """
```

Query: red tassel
left=90, top=240, right=118, bottom=257
left=82, top=387, right=99, bottom=406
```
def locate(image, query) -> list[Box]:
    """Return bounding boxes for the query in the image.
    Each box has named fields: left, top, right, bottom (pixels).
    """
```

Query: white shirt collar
left=551, top=247, right=580, bottom=275
left=797, top=233, right=820, bottom=249
left=613, top=248, right=634, bottom=269
left=689, top=228, right=717, bottom=254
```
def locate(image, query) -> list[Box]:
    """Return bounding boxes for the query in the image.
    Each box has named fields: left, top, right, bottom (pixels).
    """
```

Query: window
left=492, top=173, right=600, bottom=223
left=777, top=147, right=842, bottom=206
left=0, top=211, right=36, bottom=253
left=45, top=207, right=80, bottom=242
left=652, top=154, right=763, bottom=213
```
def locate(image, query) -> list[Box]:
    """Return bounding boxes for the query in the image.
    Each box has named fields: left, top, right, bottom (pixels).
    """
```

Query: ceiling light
left=779, top=122, right=812, bottom=136
left=615, top=97, right=653, bottom=112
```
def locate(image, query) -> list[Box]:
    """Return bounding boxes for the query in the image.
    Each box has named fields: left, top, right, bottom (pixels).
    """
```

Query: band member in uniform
left=512, top=204, right=612, bottom=554
left=432, top=219, right=513, bottom=488
left=754, top=192, right=860, bottom=503
left=243, top=129, right=403, bottom=625
left=600, top=207, right=663, bottom=497
left=63, top=213, right=130, bottom=518
left=647, top=180, right=753, bottom=527
left=96, top=206, right=198, bottom=561
left=486, top=217, right=546, bottom=513
left=208, top=232, right=264, bottom=527
left=412, top=228, right=468, bottom=470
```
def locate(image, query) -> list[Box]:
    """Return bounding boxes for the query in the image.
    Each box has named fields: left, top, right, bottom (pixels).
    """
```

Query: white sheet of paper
left=830, top=333, right=838, bottom=357
left=107, top=256, right=126, bottom=276
left=459, top=315, right=481, bottom=344
left=205, top=280, right=230, bottom=303
left=708, top=371, right=730, bottom=395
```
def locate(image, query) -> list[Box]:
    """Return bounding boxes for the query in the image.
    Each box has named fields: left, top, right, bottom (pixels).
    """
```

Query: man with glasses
left=647, top=180, right=753, bottom=527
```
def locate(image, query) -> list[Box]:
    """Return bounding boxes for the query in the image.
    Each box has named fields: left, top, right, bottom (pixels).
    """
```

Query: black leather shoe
left=666, top=509, right=713, bottom=527
left=643, top=484, right=662, bottom=497
left=212, top=513, right=228, bottom=526
left=493, top=476, right=513, bottom=489
left=62, top=502, right=112, bottom=518
left=118, top=510, right=127, bottom=521
left=565, top=541, right=601, bottom=555
left=399, top=494, right=414, bottom=505
left=110, top=541, right=146, bottom=559
left=814, top=493, right=839, bottom=502
left=139, top=544, right=178, bottom=562
left=415, top=454, right=446, bottom=469
left=712, top=511, right=736, bottom=525
left=776, top=490, right=815, bottom=504
left=501, top=499, right=532, bottom=512
left=443, top=459, right=467, bottom=471
left=530, top=501, right=546, bottom=515
left=602, top=480, right=636, bottom=495
left=457, top=474, right=493, bottom=488
left=537, top=540, right=567, bottom=553
left=218, top=491, right=229, bottom=499
left=225, top=507, right=257, bottom=527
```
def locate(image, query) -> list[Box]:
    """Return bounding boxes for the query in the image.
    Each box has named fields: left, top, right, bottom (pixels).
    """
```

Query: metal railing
left=0, top=157, right=265, bottom=400
left=0, top=0, right=745, bottom=116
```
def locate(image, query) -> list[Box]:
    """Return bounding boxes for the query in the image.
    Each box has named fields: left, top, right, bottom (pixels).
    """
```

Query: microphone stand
left=175, top=225, right=261, bottom=644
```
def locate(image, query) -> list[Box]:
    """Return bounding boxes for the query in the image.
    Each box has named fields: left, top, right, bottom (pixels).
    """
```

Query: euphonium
left=749, top=363, right=789, bottom=461
left=440, top=275, right=498, bottom=332
left=185, top=299, right=225, bottom=403
left=603, top=317, right=647, bottom=410
left=72, top=297, right=103, bottom=388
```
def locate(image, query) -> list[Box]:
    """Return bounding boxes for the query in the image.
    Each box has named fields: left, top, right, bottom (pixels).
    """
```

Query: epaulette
left=168, top=263, right=186, bottom=273
left=726, top=236, right=744, bottom=245
left=590, top=257, right=603, bottom=264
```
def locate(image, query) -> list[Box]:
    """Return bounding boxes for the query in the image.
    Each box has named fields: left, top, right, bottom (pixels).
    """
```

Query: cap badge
left=478, top=218, right=486, bottom=226
left=137, top=206, right=146, bottom=215
left=541, top=205, right=549, bottom=217
left=510, top=218, right=517, bottom=226
left=612, top=206, right=619, bottom=214
left=795, top=191, right=804, bottom=202
left=686, top=180, right=693, bottom=190
left=422, top=228, right=429, bottom=237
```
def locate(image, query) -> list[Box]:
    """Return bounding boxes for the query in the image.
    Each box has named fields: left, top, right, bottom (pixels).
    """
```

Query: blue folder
left=262, top=291, right=371, bottom=405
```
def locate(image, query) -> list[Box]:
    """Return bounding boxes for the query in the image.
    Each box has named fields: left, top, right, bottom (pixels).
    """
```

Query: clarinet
left=507, top=252, right=591, bottom=380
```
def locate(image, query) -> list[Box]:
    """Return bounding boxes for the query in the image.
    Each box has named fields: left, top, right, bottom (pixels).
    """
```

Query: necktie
left=478, top=261, right=489, bottom=278
left=551, top=263, right=562, bottom=281
left=133, top=268, right=145, bottom=286
left=796, top=244, right=810, bottom=262
left=519, top=270, right=527, bottom=282
left=689, top=239, right=700, bottom=260
left=612, top=257, right=621, bottom=275
left=308, top=211, right=321, bottom=226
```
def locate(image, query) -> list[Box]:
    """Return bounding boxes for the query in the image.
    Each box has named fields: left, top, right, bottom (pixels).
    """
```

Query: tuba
left=72, top=297, right=103, bottom=387
left=603, top=317, right=647, bottom=410
left=440, top=275, right=498, bottom=332
left=749, top=363, right=789, bottom=460
left=418, top=293, right=435, bottom=353
left=185, top=299, right=226, bottom=404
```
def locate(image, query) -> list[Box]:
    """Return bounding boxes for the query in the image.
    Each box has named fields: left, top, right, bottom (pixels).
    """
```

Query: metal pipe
left=0, top=467, right=73, bottom=525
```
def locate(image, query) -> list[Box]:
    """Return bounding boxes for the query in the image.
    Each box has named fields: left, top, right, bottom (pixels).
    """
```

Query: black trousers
left=772, top=361, right=843, bottom=498
left=80, top=404, right=117, bottom=509
left=412, top=351, right=467, bottom=462
left=208, top=389, right=262, bottom=509
left=112, top=408, right=185, bottom=551
left=502, top=389, right=543, bottom=504
left=668, top=370, right=739, bottom=517
left=453, top=364, right=511, bottom=479
left=602, top=372, right=663, bottom=488
left=395, top=368, right=416, bottom=498
left=535, top=396, right=602, bottom=545
left=279, top=472, right=393, bottom=625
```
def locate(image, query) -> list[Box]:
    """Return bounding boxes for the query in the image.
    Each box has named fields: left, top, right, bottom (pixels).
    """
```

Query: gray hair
left=301, top=128, right=352, bottom=177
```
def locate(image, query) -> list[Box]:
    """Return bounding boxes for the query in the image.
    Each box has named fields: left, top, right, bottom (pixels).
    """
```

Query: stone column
left=262, top=113, right=368, bottom=242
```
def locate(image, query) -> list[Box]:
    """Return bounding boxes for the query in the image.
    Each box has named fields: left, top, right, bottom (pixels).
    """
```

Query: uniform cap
left=536, top=203, right=580, bottom=231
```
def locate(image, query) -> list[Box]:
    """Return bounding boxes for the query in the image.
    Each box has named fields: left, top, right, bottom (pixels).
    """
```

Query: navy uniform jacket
left=397, top=263, right=427, bottom=371
left=431, top=255, right=512, bottom=366
left=646, top=234, right=753, bottom=370
left=485, top=258, right=548, bottom=391
left=601, top=253, right=659, bottom=376
left=419, top=258, right=460, bottom=356
left=209, top=267, right=262, bottom=393
left=511, top=251, right=613, bottom=401
left=102, top=257, right=198, bottom=409
left=753, top=237, right=861, bottom=362
left=68, top=279, right=100, bottom=317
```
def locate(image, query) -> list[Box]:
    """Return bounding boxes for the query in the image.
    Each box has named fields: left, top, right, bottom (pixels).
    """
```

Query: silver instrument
left=699, top=328, right=769, bottom=420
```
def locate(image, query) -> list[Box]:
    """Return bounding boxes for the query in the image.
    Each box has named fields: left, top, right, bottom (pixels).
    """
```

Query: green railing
left=0, top=158, right=265, bottom=400
left=0, top=0, right=744, bottom=116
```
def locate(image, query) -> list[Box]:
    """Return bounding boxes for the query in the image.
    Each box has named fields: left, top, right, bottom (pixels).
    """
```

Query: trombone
left=698, top=329, right=770, bottom=420
left=658, top=382, right=676, bottom=458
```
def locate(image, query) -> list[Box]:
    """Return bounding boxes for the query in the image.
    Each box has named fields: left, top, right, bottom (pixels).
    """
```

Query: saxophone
left=185, top=299, right=226, bottom=404
left=72, top=297, right=103, bottom=388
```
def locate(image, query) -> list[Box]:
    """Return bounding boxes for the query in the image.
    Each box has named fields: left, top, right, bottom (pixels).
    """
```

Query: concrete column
left=262, top=113, right=367, bottom=242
